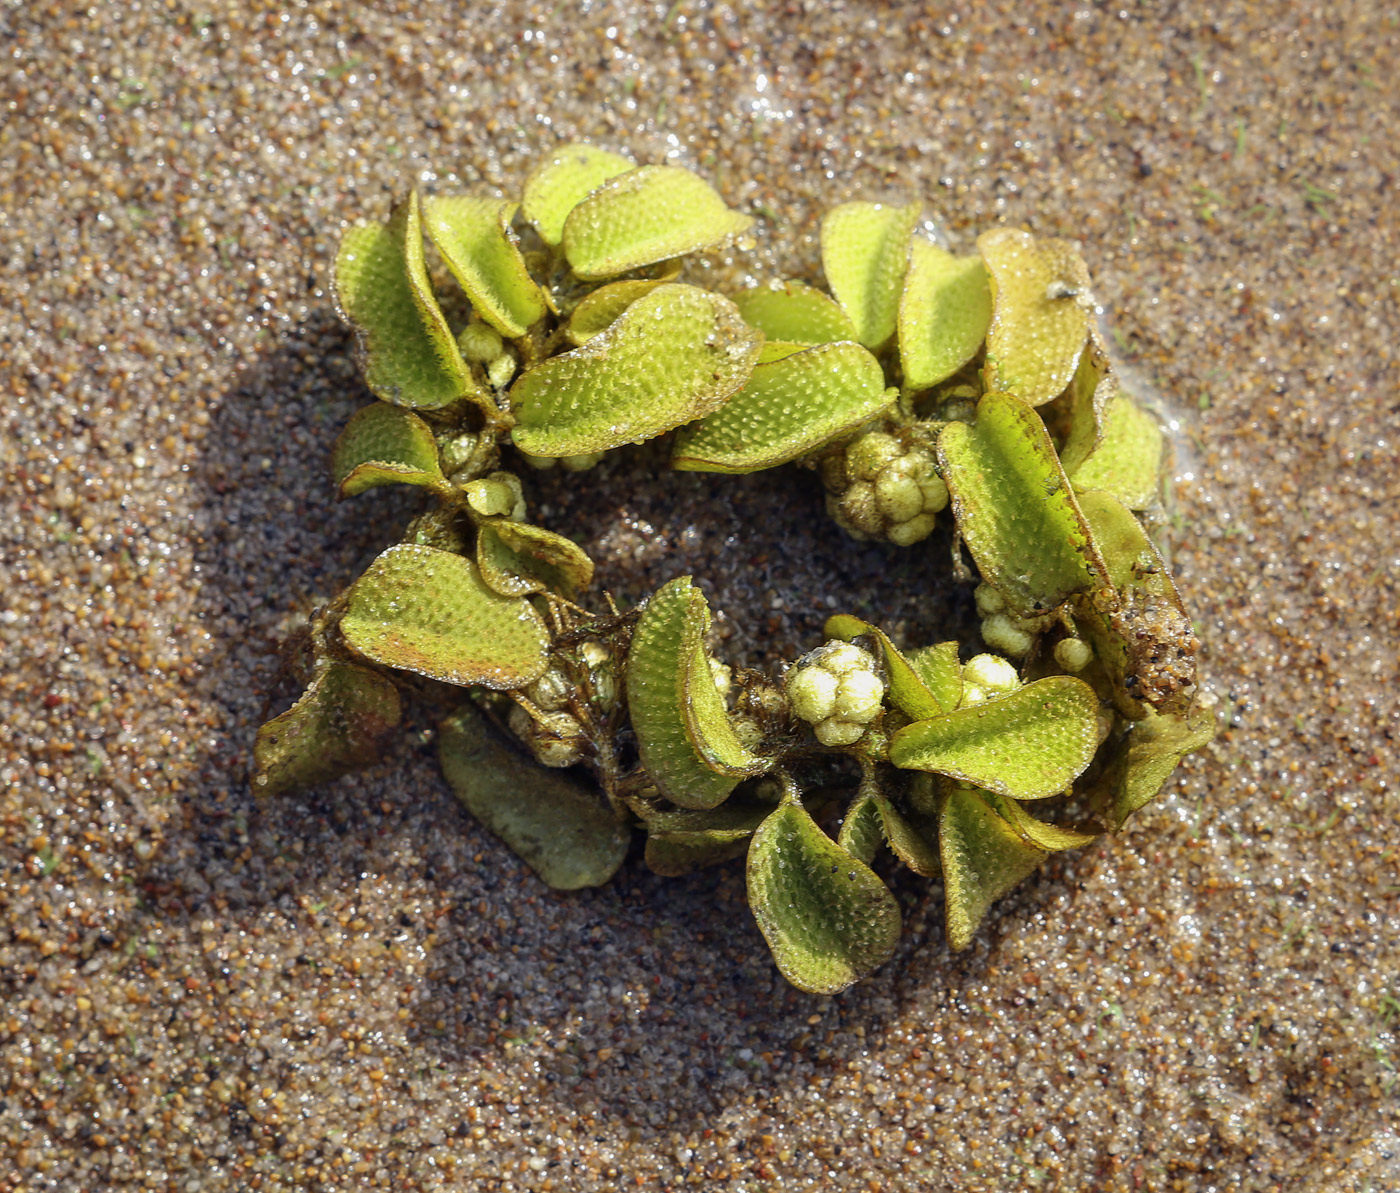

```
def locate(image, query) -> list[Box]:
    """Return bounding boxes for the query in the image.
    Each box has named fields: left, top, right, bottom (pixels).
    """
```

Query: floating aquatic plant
left=253, top=145, right=1213, bottom=993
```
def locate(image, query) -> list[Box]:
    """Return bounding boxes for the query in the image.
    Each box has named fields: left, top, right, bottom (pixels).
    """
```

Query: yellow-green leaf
left=421, top=195, right=547, bottom=338
left=747, top=791, right=901, bottom=993
left=625, top=578, right=748, bottom=809
left=837, top=790, right=885, bottom=865
left=982, top=791, right=1099, bottom=851
left=937, top=390, right=1105, bottom=618
left=1068, top=395, right=1164, bottom=511
left=940, top=786, right=1046, bottom=951
left=563, top=165, right=754, bottom=280
left=439, top=705, right=628, bottom=889
left=898, top=240, right=993, bottom=391
left=476, top=521, right=595, bottom=599
left=907, top=642, right=964, bottom=713
left=252, top=663, right=401, bottom=797
left=679, top=584, right=768, bottom=778
left=980, top=228, right=1091, bottom=406
left=331, top=402, right=447, bottom=497
left=889, top=676, right=1100, bottom=801
left=672, top=342, right=894, bottom=474
left=341, top=544, right=549, bottom=690
left=334, top=193, right=477, bottom=410
left=1103, top=704, right=1216, bottom=828
left=510, top=284, right=761, bottom=457
left=565, top=279, right=663, bottom=345
left=731, top=281, right=858, bottom=345
left=643, top=801, right=772, bottom=877
left=520, top=143, right=634, bottom=246
left=824, top=613, right=944, bottom=719
left=820, top=201, right=920, bottom=349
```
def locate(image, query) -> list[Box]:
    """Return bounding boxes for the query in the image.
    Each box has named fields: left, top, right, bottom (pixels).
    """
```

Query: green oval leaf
left=940, top=786, right=1046, bottom=951
left=565, top=279, right=664, bottom=345
left=334, top=193, right=479, bottom=410
left=1068, top=395, right=1164, bottom=511
left=979, top=228, right=1091, bottom=406
left=476, top=521, right=595, bottom=599
left=889, top=676, right=1100, bottom=800
left=824, top=613, right=944, bottom=720
left=731, top=281, right=858, bottom=345
left=820, top=201, right=920, bottom=349
left=672, top=342, right=894, bottom=474
left=521, top=143, right=635, bottom=247
left=938, top=390, right=1105, bottom=618
left=747, top=792, right=901, bottom=993
left=679, top=588, right=768, bottom=778
left=510, top=283, right=762, bottom=457
left=332, top=402, right=447, bottom=497
left=563, top=165, right=754, bottom=280
left=341, top=544, right=549, bottom=690
left=1057, top=342, right=1115, bottom=475
left=421, top=195, right=547, bottom=338
left=439, top=705, right=628, bottom=889
left=252, top=663, right=402, bottom=797
left=839, top=787, right=941, bottom=878
left=982, top=791, right=1099, bottom=851
left=837, top=790, right=885, bottom=865
left=907, top=642, right=964, bottom=713
left=898, top=240, right=993, bottom=392
left=625, top=577, right=747, bottom=810
left=643, top=800, right=772, bottom=877
left=1102, top=705, right=1216, bottom=828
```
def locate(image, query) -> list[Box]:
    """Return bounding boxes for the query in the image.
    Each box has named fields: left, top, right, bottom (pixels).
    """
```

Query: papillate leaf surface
left=334, top=194, right=476, bottom=410
left=521, top=143, right=634, bottom=246
left=1104, top=705, right=1216, bottom=828
left=566, top=279, right=663, bottom=345
left=907, top=642, right=964, bottom=713
left=938, top=390, right=1104, bottom=617
left=679, top=586, right=768, bottom=777
left=889, top=676, right=1100, bottom=800
left=421, top=195, right=547, bottom=338
left=672, top=342, right=893, bottom=474
left=252, top=663, right=401, bottom=796
left=439, top=705, right=628, bottom=889
left=476, top=521, right=595, bottom=599
left=341, top=544, right=549, bottom=689
left=332, top=402, right=447, bottom=497
left=747, top=795, right=901, bottom=993
left=731, top=281, right=858, bottom=345
left=940, top=786, right=1046, bottom=951
left=1067, top=394, right=1163, bottom=511
left=983, top=792, right=1099, bottom=851
left=563, top=165, right=754, bottom=279
left=510, top=284, right=761, bottom=457
left=898, top=240, right=993, bottom=391
left=980, top=228, right=1091, bottom=406
left=821, top=201, right=920, bottom=349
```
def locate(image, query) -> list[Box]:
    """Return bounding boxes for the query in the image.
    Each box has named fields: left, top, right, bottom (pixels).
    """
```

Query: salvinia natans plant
left=253, top=144, right=1214, bottom=993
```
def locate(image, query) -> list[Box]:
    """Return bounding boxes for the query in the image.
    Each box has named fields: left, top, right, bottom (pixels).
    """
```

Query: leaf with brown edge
left=341, top=544, right=549, bottom=690
left=439, top=704, right=628, bottom=890
left=331, top=402, right=448, bottom=497
left=476, top=521, right=595, bottom=599
left=253, top=663, right=401, bottom=797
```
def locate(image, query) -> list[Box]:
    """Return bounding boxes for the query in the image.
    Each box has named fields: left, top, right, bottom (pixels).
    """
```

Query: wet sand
left=2, top=2, right=1397, bottom=1189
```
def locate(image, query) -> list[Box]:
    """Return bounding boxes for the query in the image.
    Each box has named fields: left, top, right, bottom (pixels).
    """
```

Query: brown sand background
left=3, top=2, right=1398, bottom=1189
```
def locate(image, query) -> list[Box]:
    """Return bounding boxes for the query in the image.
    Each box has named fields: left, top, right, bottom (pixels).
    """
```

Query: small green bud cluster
left=464, top=471, right=527, bottom=521
left=820, top=430, right=949, bottom=546
left=458, top=322, right=518, bottom=390
left=785, top=641, right=886, bottom=746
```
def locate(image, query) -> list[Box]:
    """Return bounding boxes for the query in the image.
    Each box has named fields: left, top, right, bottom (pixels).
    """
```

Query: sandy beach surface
left=2, top=2, right=1397, bottom=1189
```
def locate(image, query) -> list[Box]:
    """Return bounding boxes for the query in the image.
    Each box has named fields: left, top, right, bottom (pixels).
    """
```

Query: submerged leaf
left=824, top=613, right=944, bottom=720
left=565, top=279, right=663, bottom=345
left=341, top=544, right=549, bottom=689
left=563, top=165, right=754, bottom=279
left=940, top=786, right=1046, bottom=951
left=334, top=193, right=477, bottom=410
left=980, top=228, right=1090, bottom=406
left=253, top=663, right=401, bottom=796
left=439, top=705, right=628, bottom=889
left=332, top=403, right=447, bottom=497
left=731, top=281, right=859, bottom=345
left=626, top=578, right=757, bottom=809
left=672, top=342, right=894, bottom=474
left=643, top=800, right=773, bottom=877
left=476, top=521, right=595, bottom=598
left=747, top=793, right=901, bottom=993
left=821, top=201, right=920, bottom=349
left=938, top=390, right=1104, bottom=617
left=520, top=143, right=634, bottom=246
left=898, top=240, right=993, bottom=392
left=421, top=195, right=547, bottom=338
left=889, top=676, right=1100, bottom=801
left=510, top=283, right=762, bottom=457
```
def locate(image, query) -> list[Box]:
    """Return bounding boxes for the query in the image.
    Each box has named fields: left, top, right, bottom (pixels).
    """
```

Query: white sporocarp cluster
left=820, top=430, right=950, bottom=546
left=784, top=641, right=886, bottom=746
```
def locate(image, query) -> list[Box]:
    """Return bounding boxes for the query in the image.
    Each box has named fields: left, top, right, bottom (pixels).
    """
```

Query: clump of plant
left=253, top=145, right=1214, bottom=993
